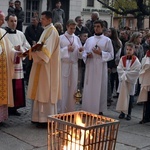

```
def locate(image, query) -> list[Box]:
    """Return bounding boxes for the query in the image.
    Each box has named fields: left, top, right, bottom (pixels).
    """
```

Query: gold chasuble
left=0, top=33, right=8, bottom=106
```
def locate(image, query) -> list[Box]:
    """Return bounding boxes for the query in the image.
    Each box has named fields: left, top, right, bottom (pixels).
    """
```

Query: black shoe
left=36, top=123, right=47, bottom=128
left=118, top=112, right=125, bottom=119
left=9, top=110, right=21, bottom=116
left=139, top=118, right=150, bottom=124
left=126, top=115, right=131, bottom=120
left=31, top=121, right=38, bottom=124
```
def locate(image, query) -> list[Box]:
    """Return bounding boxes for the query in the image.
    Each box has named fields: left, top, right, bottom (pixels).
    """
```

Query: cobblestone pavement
left=0, top=93, right=150, bottom=150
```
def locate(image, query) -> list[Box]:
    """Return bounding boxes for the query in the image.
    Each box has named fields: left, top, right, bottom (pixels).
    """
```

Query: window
left=87, top=0, right=94, bottom=7
left=25, top=0, right=41, bottom=23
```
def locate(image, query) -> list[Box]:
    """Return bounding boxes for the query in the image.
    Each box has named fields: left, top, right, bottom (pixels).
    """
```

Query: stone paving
left=0, top=95, right=150, bottom=150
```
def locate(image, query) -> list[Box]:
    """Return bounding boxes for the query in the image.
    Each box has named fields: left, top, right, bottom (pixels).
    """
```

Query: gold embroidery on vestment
left=42, top=47, right=51, bottom=58
left=0, top=32, right=8, bottom=105
left=31, top=64, right=41, bottom=100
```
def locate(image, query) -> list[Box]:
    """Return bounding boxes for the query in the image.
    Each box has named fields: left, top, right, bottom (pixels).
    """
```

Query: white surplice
left=58, top=32, right=82, bottom=113
left=82, top=34, right=114, bottom=114
left=116, top=56, right=141, bottom=114
left=137, top=55, right=150, bottom=103
left=7, top=30, right=30, bottom=79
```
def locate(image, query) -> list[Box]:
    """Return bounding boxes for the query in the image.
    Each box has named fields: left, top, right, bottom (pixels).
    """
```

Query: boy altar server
left=116, top=42, right=141, bottom=120
left=137, top=49, right=150, bottom=124
left=58, top=19, right=83, bottom=113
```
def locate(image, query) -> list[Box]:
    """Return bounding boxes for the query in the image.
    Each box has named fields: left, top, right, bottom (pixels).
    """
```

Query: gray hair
left=92, top=11, right=99, bottom=19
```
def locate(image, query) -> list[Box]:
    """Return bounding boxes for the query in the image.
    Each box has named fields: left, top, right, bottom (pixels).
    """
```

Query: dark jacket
left=8, top=6, right=15, bottom=15
left=75, top=26, right=91, bottom=37
left=24, top=24, right=44, bottom=46
left=14, top=7, right=24, bottom=31
left=142, top=41, right=150, bottom=55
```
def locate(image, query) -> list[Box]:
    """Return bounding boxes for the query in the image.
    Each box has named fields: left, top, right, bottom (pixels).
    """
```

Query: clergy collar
left=8, top=29, right=16, bottom=34
left=5, top=27, right=16, bottom=34
left=94, top=33, right=103, bottom=36
left=94, top=34, right=103, bottom=38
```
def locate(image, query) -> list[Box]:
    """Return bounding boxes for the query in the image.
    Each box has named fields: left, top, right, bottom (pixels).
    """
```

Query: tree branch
left=137, top=0, right=150, bottom=15
left=97, top=0, right=141, bottom=16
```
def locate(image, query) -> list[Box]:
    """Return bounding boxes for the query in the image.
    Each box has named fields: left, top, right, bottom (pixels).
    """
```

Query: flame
left=76, top=114, right=85, bottom=127
left=63, top=114, right=92, bottom=150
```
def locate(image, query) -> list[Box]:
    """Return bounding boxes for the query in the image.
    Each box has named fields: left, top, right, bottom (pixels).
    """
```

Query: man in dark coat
left=24, top=16, right=44, bottom=85
left=14, top=0, right=24, bottom=31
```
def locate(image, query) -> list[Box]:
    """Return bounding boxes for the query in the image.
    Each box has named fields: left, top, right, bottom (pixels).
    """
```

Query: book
left=20, top=43, right=43, bottom=57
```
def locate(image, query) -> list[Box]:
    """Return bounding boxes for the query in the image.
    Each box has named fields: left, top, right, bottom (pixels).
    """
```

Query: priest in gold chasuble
left=27, top=11, right=61, bottom=125
left=0, top=11, right=19, bottom=123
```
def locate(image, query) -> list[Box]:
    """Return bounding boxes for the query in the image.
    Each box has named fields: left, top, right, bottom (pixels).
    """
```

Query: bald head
left=0, top=11, right=5, bottom=27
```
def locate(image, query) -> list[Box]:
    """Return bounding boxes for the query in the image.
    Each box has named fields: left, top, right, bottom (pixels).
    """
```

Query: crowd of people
left=0, top=0, right=150, bottom=128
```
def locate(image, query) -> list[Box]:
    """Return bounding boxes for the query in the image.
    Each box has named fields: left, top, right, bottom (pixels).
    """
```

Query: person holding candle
left=82, top=20, right=114, bottom=115
left=58, top=19, right=83, bottom=113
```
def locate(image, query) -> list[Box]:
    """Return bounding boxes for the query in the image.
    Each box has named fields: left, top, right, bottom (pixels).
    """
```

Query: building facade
left=113, top=14, right=149, bottom=30
left=0, top=0, right=112, bottom=30
left=0, top=0, right=149, bottom=31
left=81, top=0, right=112, bottom=27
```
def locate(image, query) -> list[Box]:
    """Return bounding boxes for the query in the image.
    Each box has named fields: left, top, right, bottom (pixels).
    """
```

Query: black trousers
left=110, top=72, right=119, bottom=94
left=142, top=91, right=150, bottom=121
left=128, top=95, right=134, bottom=115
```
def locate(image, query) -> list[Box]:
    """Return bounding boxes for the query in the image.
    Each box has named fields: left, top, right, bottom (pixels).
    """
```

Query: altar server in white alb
left=82, top=20, right=114, bottom=115
left=59, top=19, right=83, bottom=113
left=6, top=14, right=30, bottom=116
left=116, top=42, right=141, bottom=120
left=137, top=49, right=150, bottom=124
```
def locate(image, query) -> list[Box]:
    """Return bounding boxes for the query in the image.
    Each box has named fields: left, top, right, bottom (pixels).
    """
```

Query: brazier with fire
left=48, top=111, right=119, bottom=150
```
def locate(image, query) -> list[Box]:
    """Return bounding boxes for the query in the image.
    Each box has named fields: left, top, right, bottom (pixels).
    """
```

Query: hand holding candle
left=92, top=45, right=102, bottom=55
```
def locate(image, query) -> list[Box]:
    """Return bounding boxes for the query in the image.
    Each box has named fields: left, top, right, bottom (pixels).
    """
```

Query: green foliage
left=113, top=0, right=137, bottom=11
